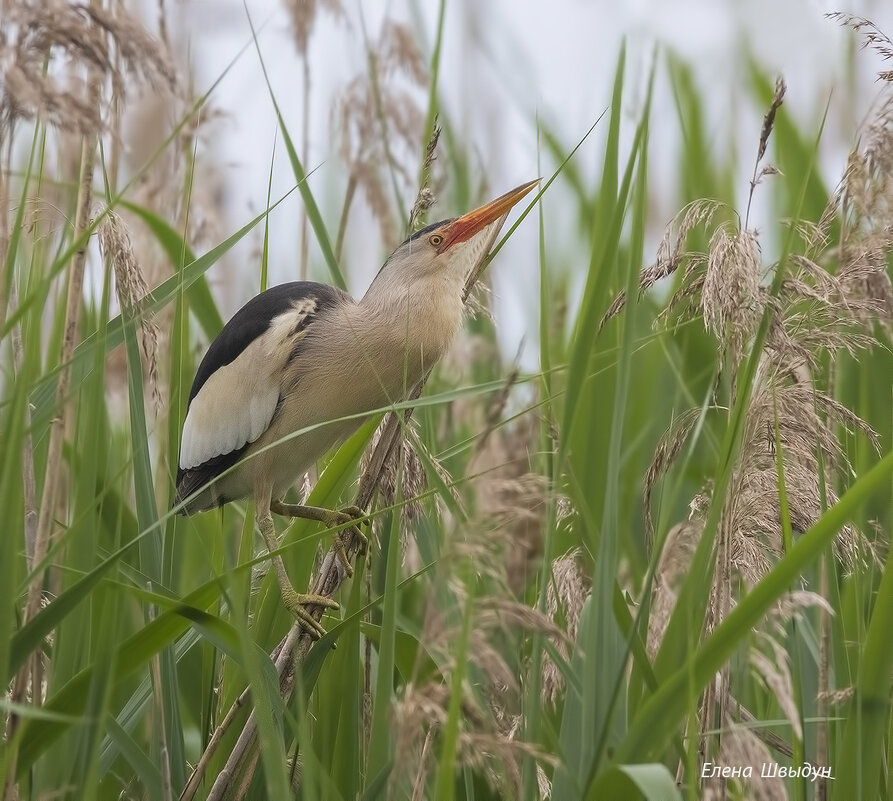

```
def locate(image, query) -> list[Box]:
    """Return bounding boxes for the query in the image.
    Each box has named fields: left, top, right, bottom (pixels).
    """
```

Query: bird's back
left=175, top=272, right=464, bottom=514
left=175, top=281, right=352, bottom=513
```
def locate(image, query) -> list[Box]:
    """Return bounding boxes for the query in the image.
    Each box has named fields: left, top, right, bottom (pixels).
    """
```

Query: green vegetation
left=1, top=4, right=891, bottom=800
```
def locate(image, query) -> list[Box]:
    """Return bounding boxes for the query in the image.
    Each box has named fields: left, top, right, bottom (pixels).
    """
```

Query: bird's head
left=363, top=179, right=538, bottom=303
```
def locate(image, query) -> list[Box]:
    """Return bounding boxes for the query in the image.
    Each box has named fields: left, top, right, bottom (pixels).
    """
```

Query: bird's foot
left=281, top=588, right=339, bottom=641
left=325, top=506, right=369, bottom=578
left=270, top=500, right=370, bottom=578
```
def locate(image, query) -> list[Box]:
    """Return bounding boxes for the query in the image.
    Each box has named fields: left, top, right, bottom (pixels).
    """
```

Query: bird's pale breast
left=234, top=286, right=461, bottom=500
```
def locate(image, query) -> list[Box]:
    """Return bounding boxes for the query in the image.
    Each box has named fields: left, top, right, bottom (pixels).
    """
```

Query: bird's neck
left=358, top=272, right=466, bottom=375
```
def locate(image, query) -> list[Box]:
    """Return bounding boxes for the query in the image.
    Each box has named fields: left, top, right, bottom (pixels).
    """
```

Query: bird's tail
left=173, top=468, right=217, bottom=515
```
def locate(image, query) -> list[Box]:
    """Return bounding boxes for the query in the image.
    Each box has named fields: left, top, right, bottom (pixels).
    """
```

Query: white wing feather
left=178, top=308, right=308, bottom=470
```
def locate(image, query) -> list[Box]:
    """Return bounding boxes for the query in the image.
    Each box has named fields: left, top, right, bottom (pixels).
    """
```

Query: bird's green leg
left=270, top=501, right=369, bottom=577
left=257, top=512, right=338, bottom=640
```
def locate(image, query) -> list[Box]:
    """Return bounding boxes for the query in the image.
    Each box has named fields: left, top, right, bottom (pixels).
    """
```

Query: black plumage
left=175, top=281, right=345, bottom=510
left=407, top=217, right=455, bottom=242
left=186, top=281, right=342, bottom=404
left=171, top=179, right=536, bottom=640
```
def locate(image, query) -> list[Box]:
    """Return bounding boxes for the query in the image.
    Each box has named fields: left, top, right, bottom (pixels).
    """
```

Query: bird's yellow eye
left=428, top=234, right=444, bottom=247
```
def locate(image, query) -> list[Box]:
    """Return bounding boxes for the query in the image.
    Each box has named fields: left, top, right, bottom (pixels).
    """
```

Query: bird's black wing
left=175, top=281, right=348, bottom=512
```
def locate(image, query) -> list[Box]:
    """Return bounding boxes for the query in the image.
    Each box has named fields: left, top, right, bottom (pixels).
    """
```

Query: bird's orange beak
left=439, top=179, right=539, bottom=252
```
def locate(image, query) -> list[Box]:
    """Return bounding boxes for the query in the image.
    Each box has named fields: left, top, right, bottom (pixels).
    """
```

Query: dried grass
left=470, top=411, right=557, bottom=595
left=727, top=374, right=877, bottom=583
left=359, top=416, right=456, bottom=551
left=827, top=13, right=893, bottom=82
left=702, top=226, right=763, bottom=368
left=745, top=77, right=786, bottom=227
left=817, top=686, right=854, bottom=705
left=750, top=635, right=802, bottom=741
left=647, top=519, right=701, bottom=656
left=642, top=407, right=705, bottom=540
left=542, top=549, right=588, bottom=705
left=600, top=199, right=726, bottom=329
left=391, top=591, right=560, bottom=799
left=334, top=21, right=429, bottom=247
left=1, top=0, right=175, bottom=135
left=98, top=209, right=162, bottom=414
left=820, top=92, right=893, bottom=333
left=407, top=123, right=440, bottom=234
left=644, top=78, right=889, bottom=591
left=389, top=403, right=561, bottom=797
left=640, top=66, right=889, bottom=793
left=283, top=0, right=344, bottom=56
left=648, top=365, right=879, bottom=643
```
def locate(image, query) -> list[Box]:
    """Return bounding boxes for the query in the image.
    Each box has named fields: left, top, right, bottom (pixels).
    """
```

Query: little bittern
left=176, top=180, right=536, bottom=638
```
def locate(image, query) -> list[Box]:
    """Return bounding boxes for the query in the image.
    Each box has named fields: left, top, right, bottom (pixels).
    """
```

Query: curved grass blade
left=29, top=184, right=299, bottom=432
left=586, top=763, right=682, bottom=801
left=245, top=6, right=347, bottom=290
left=119, top=200, right=223, bottom=337
left=615, top=448, right=893, bottom=764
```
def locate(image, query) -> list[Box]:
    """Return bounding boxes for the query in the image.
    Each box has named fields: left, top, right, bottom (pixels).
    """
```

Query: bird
left=175, top=179, right=537, bottom=639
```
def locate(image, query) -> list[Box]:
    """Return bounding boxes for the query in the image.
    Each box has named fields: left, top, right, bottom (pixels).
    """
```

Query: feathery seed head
left=284, top=0, right=344, bottom=56
left=2, top=0, right=175, bottom=135
left=542, top=549, right=588, bottom=705
left=98, top=210, right=162, bottom=414
left=702, top=226, right=763, bottom=366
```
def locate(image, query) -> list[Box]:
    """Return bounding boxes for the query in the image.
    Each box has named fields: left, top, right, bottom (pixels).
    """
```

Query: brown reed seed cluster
left=360, top=416, right=428, bottom=537
left=97, top=210, right=162, bottom=413
left=827, top=13, right=893, bottom=83
left=284, top=0, right=344, bottom=57
left=621, top=68, right=891, bottom=796
left=391, top=593, right=563, bottom=799
left=542, top=549, right=588, bottom=707
left=1, top=0, right=175, bottom=136
left=470, top=405, right=572, bottom=596
left=387, top=406, right=572, bottom=798
left=334, top=21, right=432, bottom=248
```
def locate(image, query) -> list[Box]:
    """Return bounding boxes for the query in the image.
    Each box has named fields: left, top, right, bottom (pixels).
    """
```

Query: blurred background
left=4, top=2, right=893, bottom=798
left=128, top=0, right=893, bottom=362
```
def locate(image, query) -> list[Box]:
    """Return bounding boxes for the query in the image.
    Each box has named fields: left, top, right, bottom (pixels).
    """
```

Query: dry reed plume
left=391, top=546, right=565, bottom=800
left=388, top=404, right=566, bottom=799
left=98, top=209, right=162, bottom=413
left=626, top=66, right=891, bottom=797
left=827, top=13, right=893, bottom=83
left=1, top=2, right=177, bottom=797
left=1, top=0, right=175, bottom=136
left=542, top=549, right=588, bottom=707
left=334, top=20, right=431, bottom=251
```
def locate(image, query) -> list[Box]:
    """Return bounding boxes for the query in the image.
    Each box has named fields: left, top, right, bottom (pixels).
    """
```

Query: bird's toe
left=283, top=590, right=339, bottom=641
left=339, top=504, right=368, bottom=524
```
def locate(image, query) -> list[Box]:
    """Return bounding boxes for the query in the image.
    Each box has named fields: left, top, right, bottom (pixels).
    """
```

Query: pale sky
left=157, top=0, right=893, bottom=364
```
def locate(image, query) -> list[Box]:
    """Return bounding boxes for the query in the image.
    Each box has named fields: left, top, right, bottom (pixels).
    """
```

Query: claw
left=258, top=512, right=340, bottom=642
left=338, top=506, right=369, bottom=555
left=269, top=499, right=370, bottom=576
left=328, top=506, right=369, bottom=573
left=332, top=531, right=354, bottom=578
left=282, top=588, right=339, bottom=641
